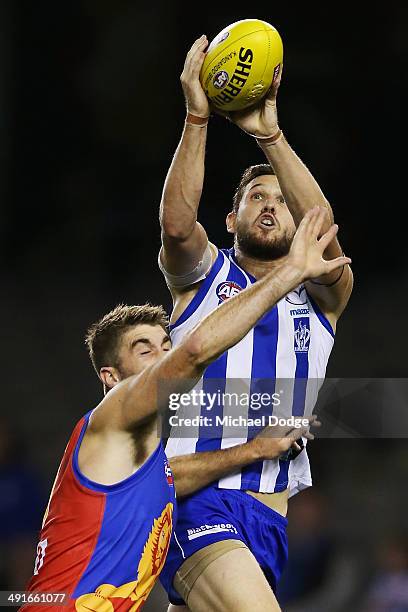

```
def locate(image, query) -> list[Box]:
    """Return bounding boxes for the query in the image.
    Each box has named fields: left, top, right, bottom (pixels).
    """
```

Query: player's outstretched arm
left=221, top=66, right=353, bottom=323
left=93, top=208, right=349, bottom=432
left=159, top=35, right=216, bottom=284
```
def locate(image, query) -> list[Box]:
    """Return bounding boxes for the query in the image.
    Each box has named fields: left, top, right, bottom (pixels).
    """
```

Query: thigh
left=160, top=486, right=246, bottom=606
left=167, top=607, right=189, bottom=612
left=187, top=546, right=281, bottom=612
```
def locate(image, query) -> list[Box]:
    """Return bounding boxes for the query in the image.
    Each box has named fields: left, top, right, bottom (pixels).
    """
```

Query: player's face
left=227, top=175, right=296, bottom=260
left=116, top=324, right=171, bottom=379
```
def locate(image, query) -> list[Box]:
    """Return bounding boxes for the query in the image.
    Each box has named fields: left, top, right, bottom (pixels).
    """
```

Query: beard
left=235, top=224, right=294, bottom=261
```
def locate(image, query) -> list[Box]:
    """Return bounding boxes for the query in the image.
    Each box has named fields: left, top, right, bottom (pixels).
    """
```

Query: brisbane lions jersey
left=22, top=410, right=176, bottom=611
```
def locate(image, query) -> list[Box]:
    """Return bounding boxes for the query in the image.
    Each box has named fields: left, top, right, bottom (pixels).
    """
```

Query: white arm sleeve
left=158, top=244, right=214, bottom=289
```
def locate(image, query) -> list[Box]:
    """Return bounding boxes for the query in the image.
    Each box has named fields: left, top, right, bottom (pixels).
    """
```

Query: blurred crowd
left=0, top=419, right=44, bottom=591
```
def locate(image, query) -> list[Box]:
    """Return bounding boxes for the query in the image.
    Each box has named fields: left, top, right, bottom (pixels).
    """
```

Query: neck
left=233, top=244, right=288, bottom=280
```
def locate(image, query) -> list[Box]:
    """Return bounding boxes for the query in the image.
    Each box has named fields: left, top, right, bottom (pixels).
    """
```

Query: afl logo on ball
left=216, top=281, right=243, bottom=302
left=213, top=70, right=229, bottom=89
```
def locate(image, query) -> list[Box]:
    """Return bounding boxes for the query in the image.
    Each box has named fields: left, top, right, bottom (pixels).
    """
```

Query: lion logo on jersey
left=75, top=502, right=173, bottom=612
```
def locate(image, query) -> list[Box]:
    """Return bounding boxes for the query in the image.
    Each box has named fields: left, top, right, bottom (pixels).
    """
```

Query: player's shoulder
left=169, top=244, right=226, bottom=324
left=208, top=241, right=220, bottom=260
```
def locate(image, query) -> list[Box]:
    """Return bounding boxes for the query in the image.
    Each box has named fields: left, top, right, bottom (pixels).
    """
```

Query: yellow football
left=200, top=19, right=283, bottom=112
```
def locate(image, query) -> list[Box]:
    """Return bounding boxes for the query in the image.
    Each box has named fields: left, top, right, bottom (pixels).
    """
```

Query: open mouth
left=257, top=214, right=277, bottom=229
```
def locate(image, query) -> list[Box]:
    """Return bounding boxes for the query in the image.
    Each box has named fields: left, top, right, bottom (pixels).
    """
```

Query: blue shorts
left=160, top=485, right=288, bottom=605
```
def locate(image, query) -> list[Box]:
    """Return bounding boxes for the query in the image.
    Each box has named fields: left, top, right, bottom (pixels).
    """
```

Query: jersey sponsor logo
left=33, top=538, right=48, bottom=575
left=285, top=285, right=307, bottom=305
left=216, top=281, right=243, bottom=302
left=164, top=459, right=174, bottom=486
left=187, top=522, right=238, bottom=540
left=294, top=318, right=311, bottom=353
left=290, top=308, right=310, bottom=316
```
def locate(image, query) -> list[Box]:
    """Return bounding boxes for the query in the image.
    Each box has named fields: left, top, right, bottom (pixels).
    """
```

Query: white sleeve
left=158, top=244, right=214, bottom=289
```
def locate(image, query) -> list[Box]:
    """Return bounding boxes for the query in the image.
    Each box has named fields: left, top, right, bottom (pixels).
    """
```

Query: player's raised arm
left=159, top=35, right=216, bottom=290
left=224, top=66, right=353, bottom=324
left=92, top=208, right=350, bottom=433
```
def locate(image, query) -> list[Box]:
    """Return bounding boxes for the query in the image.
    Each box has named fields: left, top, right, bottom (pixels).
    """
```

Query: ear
left=100, top=367, right=121, bottom=390
left=226, top=211, right=236, bottom=234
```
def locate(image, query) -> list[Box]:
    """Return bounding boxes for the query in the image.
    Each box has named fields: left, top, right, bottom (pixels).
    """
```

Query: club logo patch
left=216, top=281, right=243, bottom=302
left=294, top=318, right=311, bottom=353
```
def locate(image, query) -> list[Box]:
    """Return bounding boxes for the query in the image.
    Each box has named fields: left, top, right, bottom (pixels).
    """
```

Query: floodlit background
left=1, top=1, right=407, bottom=610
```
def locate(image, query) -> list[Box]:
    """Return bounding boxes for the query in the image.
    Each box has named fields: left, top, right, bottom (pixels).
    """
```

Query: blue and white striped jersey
left=165, top=247, right=334, bottom=496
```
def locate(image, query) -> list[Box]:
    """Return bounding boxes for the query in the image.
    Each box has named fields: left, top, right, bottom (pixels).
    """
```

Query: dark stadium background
left=1, top=1, right=407, bottom=610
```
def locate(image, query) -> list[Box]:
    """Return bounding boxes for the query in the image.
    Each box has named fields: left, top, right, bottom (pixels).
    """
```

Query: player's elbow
left=161, top=223, right=192, bottom=242
left=160, top=214, right=193, bottom=241
left=180, top=330, right=210, bottom=372
left=160, top=200, right=196, bottom=241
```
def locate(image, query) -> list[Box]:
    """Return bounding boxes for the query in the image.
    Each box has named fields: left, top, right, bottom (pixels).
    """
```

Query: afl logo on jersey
left=216, top=281, right=243, bottom=302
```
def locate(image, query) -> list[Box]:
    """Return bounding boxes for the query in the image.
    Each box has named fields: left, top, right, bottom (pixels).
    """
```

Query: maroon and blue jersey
left=23, top=410, right=176, bottom=612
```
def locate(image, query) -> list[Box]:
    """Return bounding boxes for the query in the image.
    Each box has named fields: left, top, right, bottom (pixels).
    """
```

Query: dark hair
left=85, top=303, right=168, bottom=374
left=232, top=164, right=276, bottom=213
